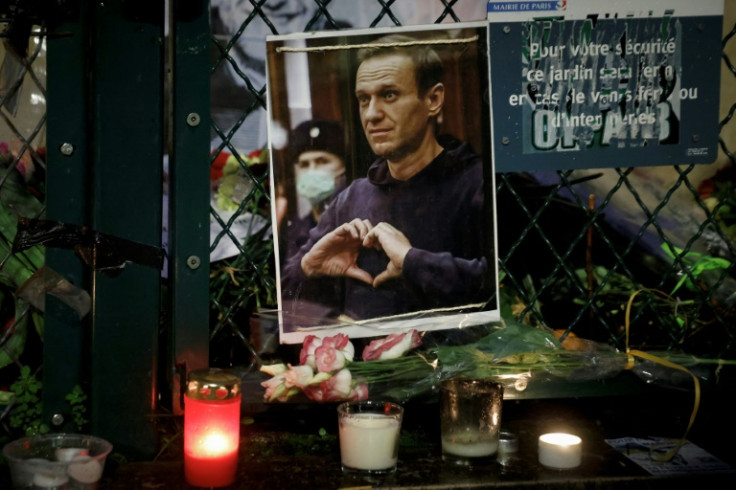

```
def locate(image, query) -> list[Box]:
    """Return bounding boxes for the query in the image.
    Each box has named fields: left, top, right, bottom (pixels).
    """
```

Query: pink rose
left=299, top=335, right=322, bottom=368
left=349, top=383, right=369, bottom=401
left=302, top=385, right=324, bottom=402
left=329, top=333, right=355, bottom=360
left=303, top=368, right=356, bottom=402
left=315, top=342, right=346, bottom=372
left=324, top=368, right=353, bottom=399
left=300, top=333, right=355, bottom=372
left=362, top=330, right=422, bottom=361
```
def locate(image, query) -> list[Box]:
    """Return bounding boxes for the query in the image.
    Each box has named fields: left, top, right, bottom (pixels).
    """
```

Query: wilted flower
left=362, top=330, right=422, bottom=361
left=260, top=363, right=328, bottom=402
left=283, top=364, right=316, bottom=388
left=261, top=372, right=292, bottom=402
left=260, top=363, right=287, bottom=377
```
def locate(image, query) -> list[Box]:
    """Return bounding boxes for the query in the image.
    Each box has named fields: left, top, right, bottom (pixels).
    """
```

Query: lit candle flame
left=540, top=433, right=581, bottom=447
left=198, top=432, right=234, bottom=457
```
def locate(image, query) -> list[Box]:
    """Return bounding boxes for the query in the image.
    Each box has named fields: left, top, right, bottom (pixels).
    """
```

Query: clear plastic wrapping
left=258, top=320, right=732, bottom=404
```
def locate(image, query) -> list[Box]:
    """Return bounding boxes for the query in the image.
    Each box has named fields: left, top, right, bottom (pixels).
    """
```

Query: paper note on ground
left=605, top=436, right=734, bottom=476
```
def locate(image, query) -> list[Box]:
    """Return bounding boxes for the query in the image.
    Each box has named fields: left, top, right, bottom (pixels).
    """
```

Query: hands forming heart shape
left=300, top=219, right=412, bottom=288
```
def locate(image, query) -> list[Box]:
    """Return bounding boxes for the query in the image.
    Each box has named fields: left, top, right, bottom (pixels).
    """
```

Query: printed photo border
left=265, top=21, right=500, bottom=344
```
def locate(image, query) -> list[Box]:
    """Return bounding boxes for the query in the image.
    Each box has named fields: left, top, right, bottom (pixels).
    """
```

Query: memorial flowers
left=211, top=148, right=268, bottom=212
left=260, top=330, right=423, bottom=403
left=259, top=316, right=736, bottom=404
left=258, top=323, right=607, bottom=403
left=362, top=330, right=422, bottom=361
left=260, top=333, right=367, bottom=403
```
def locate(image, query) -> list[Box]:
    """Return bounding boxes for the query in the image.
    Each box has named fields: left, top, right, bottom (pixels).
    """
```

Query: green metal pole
left=43, top=4, right=89, bottom=434
left=86, top=1, right=164, bottom=458
left=168, top=0, right=211, bottom=414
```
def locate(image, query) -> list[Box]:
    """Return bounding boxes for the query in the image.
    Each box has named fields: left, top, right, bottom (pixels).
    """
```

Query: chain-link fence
left=1, top=12, right=47, bottom=436
left=207, top=1, right=736, bottom=367
left=1, top=2, right=735, bottom=436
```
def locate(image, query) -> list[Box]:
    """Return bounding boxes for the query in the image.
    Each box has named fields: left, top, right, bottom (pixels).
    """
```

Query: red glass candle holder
left=184, top=369, right=242, bottom=487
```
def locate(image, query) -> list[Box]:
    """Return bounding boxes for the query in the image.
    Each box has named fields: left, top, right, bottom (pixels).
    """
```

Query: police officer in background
left=283, top=119, right=347, bottom=262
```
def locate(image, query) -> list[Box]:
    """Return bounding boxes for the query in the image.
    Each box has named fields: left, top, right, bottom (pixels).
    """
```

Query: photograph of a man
left=268, top=24, right=498, bottom=341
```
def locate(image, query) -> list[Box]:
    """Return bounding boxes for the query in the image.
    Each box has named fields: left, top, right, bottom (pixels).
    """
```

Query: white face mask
left=296, top=168, right=340, bottom=206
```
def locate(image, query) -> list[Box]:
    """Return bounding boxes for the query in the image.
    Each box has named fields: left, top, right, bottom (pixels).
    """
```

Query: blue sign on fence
left=487, top=2, right=723, bottom=171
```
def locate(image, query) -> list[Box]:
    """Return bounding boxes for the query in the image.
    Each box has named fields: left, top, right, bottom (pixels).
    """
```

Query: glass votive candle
left=497, top=430, right=519, bottom=466
left=337, top=400, right=404, bottom=475
left=538, top=432, right=582, bottom=469
left=184, top=368, right=242, bottom=487
left=440, top=378, right=504, bottom=466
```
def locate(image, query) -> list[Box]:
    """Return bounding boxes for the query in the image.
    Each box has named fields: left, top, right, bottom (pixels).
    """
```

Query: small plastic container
left=3, top=433, right=113, bottom=489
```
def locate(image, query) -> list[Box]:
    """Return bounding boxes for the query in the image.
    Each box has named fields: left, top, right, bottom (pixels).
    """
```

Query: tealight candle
left=538, top=432, right=582, bottom=469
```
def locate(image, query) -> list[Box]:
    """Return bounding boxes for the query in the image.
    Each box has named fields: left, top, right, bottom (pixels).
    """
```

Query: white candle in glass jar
left=538, top=432, right=582, bottom=469
left=339, top=413, right=400, bottom=470
left=442, top=430, right=499, bottom=457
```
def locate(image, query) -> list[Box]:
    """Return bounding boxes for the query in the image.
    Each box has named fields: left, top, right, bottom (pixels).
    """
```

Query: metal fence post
left=87, top=1, right=164, bottom=458
left=45, top=1, right=165, bottom=459
left=43, top=3, right=89, bottom=436
left=168, top=0, right=211, bottom=414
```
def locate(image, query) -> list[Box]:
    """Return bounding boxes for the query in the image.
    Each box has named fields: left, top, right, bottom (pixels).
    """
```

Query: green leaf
left=0, top=390, right=14, bottom=404
left=661, top=244, right=733, bottom=294
left=0, top=199, right=44, bottom=290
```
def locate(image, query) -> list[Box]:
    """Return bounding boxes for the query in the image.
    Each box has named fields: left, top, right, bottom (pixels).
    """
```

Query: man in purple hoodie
left=281, top=34, right=492, bottom=326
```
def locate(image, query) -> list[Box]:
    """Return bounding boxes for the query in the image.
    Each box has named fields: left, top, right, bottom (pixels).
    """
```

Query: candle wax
left=340, top=413, right=400, bottom=471
left=184, top=450, right=239, bottom=487
left=442, top=430, right=499, bottom=458
left=184, top=428, right=239, bottom=487
left=184, top=394, right=241, bottom=487
left=538, top=433, right=582, bottom=469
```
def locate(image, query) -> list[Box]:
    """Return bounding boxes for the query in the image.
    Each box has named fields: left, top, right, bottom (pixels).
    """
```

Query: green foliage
left=8, top=366, right=48, bottom=436
left=661, top=244, right=732, bottom=295
left=0, top=180, right=45, bottom=292
left=2, top=367, right=88, bottom=437
left=210, top=223, right=277, bottom=325
left=1, top=154, right=45, bottom=375
left=65, top=384, right=88, bottom=432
